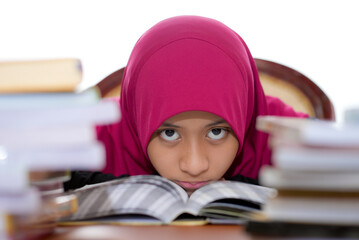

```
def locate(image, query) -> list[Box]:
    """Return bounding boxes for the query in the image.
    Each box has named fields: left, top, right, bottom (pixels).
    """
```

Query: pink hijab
left=97, top=16, right=307, bottom=179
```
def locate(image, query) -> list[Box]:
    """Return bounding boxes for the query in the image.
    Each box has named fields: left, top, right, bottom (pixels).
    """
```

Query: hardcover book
left=0, top=58, right=82, bottom=93
left=0, top=87, right=100, bottom=110
left=0, top=100, right=120, bottom=129
left=260, top=166, right=359, bottom=191
left=2, top=142, right=106, bottom=171
left=256, top=116, right=359, bottom=147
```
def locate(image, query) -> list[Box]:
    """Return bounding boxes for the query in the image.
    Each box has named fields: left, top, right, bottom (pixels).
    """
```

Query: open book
left=60, top=175, right=276, bottom=224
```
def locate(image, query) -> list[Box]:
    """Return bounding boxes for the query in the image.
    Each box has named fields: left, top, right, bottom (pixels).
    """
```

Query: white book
left=0, top=124, right=96, bottom=148
left=256, top=116, right=359, bottom=147
left=0, top=160, right=28, bottom=193
left=0, top=100, right=121, bottom=129
left=271, top=145, right=359, bottom=171
left=0, top=87, right=100, bottom=110
left=3, top=142, right=105, bottom=171
left=0, top=188, right=41, bottom=214
left=260, top=166, right=359, bottom=190
left=264, top=196, right=359, bottom=225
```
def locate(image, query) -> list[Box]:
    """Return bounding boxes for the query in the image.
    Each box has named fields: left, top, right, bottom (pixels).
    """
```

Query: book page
left=185, top=181, right=276, bottom=216
left=62, top=175, right=189, bottom=224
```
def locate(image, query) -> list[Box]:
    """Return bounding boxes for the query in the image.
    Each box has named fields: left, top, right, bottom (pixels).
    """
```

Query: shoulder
left=63, top=171, right=128, bottom=191
left=227, top=174, right=259, bottom=185
left=266, top=95, right=309, bottom=118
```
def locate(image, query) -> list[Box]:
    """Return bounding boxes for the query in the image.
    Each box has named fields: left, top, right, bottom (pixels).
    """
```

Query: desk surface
left=44, top=225, right=251, bottom=240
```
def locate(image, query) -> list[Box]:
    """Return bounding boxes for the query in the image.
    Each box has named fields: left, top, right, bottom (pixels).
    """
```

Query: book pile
left=246, top=116, right=359, bottom=239
left=0, top=59, right=120, bottom=239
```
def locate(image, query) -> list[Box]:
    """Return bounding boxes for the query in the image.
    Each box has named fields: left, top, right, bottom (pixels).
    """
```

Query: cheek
left=207, top=136, right=239, bottom=173
left=147, top=139, right=181, bottom=177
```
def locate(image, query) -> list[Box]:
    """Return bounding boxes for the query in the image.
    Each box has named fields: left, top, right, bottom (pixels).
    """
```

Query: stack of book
left=0, top=59, right=121, bottom=239
left=245, top=116, right=359, bottom=238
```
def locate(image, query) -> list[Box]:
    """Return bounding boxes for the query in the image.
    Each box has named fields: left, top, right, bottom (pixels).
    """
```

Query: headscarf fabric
left=97, top=16, right=307, bottom=179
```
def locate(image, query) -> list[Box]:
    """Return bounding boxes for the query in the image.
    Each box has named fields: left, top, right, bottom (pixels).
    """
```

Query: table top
left=44, top=225, right=252, bottom=240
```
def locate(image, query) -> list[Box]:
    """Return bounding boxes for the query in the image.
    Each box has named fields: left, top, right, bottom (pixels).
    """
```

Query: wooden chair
left=254, top=58, right=335, bottom=120
left=96, top=67, right=124, bottom=99
left=95, top=59, right=335, bottom=120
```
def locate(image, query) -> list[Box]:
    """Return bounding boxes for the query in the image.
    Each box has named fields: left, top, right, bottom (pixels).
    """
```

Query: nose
left=179, top=141, right=209, bottom=176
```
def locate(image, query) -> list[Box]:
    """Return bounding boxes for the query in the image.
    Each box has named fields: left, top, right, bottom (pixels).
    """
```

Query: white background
left=1, top=0, right=358, bottom=122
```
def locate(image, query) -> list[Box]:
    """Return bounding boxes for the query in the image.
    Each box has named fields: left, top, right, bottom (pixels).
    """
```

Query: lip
left=176, top=181, right=210, bottom=190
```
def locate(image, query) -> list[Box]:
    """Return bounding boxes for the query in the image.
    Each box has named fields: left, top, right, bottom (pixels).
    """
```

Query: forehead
left=162, top=111, right=227, bottom=124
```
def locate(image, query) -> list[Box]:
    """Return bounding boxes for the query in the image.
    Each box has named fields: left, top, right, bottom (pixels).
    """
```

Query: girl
left=64, top=16, right=307, bottom=193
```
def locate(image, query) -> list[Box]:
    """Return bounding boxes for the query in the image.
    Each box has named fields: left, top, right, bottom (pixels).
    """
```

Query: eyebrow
left=160, top=119, right=228, bottom=128
left=160, top=122, right=181, bottom=128
left=205, top=120, right=228, bottom=127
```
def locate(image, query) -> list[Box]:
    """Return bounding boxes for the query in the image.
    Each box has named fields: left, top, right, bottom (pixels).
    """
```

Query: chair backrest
left=96, top=68, right=124, bottom=98
left=95, top=59, right=335, bottom=120
left=254, top=58, right=335, bottom=120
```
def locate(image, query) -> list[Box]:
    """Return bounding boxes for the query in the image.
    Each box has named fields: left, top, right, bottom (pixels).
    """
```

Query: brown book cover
left=0, top=58, right=82, bottom=93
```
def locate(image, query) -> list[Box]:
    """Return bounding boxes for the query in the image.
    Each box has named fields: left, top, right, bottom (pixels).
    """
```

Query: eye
left=207, top=128, right=227, bottom=140
left=160, top=129, right=180, bottom=141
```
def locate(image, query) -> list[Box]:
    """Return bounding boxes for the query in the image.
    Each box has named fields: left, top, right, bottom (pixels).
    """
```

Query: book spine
left=0, top=58, right=82, bottom=93
left=0, top=160, right=28, bottom=193
left=29, top=171, right=70, bottom=185
left=5, top=142, right=105, bottom=171
left=0, top=188, right=41, bottom=214
left=257, top=116, right=359, bottom=147
left=0, top=124, right=96, bottom=148
left=272, top=147, right=359, bottom=171
left=303, top=124, right=359, bottom=146
left=0, top=194, right=77, bottom=240
left=259, top=166, right=359, bottom=190
left=264, top=197, right=359, bottom=225
left=0, top=87, right=100, bottom=110
left=0, top=100, right=120, bottom=129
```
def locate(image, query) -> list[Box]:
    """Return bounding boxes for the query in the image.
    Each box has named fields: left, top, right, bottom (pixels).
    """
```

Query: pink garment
left=97, top=16, right=308, bottom=179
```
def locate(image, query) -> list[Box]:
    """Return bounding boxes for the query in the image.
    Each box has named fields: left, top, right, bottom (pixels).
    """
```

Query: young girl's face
left=147, top=111, right=239, bottom=194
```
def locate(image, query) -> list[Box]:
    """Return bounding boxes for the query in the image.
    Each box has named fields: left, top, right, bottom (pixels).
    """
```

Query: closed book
left=4, top=216, right=54, bottom=240
left=30, top=171, right=70, bottom=196
left=33, top=181, right=66, bottom=196
left=263, top=195, right=359, bottom=225
left=0, top=58, right=82, bottom=93
left=3, top=142, right=105, bottom=171
left=29, top=171, right=70, bottom=186
left=0, top=160, right=28, bottom=193
left=0, top=100, right=121, bottom=129
left=260, top=166, right=359, bottom=191
left=0, top=124, right=96, bottom=148
left=3, top=194, right=77, bottom=240
left=246, top=220, right=359, bottom=238
left=256, top=116, right=359, bottom=147
left=60, top=175, right=276, bottom=225
left=13, top=193, right=78, bottom=224
left=0, top=87, right=100, bottom=110
left=0, top=188, right=41, bottom=214
left=270, top=145, right=359, bottom=171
